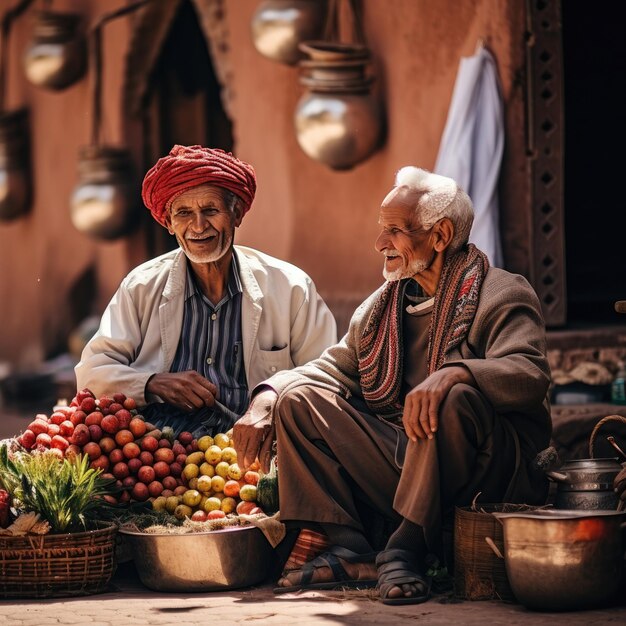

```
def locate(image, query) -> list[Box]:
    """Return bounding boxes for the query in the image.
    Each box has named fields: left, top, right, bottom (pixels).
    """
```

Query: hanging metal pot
left=0, top=108, right=32, bottom=221
left=251, top=0, right=326, bottom=65
left=70, top=145, right=137, bottom=240
left=23, top=10, right=86, bottom=90
left=294, top=43, right=382, bottom=170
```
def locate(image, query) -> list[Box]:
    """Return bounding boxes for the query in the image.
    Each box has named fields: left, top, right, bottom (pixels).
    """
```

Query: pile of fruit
left=14, top=388, right=269, bottom=521
left=156, top=431, right=265, bottom=522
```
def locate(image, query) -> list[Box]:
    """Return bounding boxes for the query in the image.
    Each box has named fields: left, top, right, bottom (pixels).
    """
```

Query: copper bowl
left=120, top=525, right=274, bottom=592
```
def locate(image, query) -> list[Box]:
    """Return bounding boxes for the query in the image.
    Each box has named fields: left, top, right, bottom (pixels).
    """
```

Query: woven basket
left=454, top=503, right=538, bottom=602
left=0, top=522, right=118, bottom=599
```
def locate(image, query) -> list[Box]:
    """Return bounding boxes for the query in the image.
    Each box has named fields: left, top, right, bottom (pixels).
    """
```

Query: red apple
left=51, top=435, right=69, bottom=451
left=137, top=465, right=156, bottom=484
left=88, top=424, right=103, bottom=442
left=59, top=420, right=74, bottom=437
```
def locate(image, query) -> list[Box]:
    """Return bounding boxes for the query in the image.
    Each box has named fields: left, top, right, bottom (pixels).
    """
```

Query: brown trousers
left=275, top=383, right=520, bottom=551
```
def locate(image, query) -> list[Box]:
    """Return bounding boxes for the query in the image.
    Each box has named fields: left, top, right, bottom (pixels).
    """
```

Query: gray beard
left=180, top=231, right=233, bottom=264
left=383, top=256, right=430, bottom=281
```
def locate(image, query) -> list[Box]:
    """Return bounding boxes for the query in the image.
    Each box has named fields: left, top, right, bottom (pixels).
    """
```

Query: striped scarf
left=357, top=244, right=489, bottom=422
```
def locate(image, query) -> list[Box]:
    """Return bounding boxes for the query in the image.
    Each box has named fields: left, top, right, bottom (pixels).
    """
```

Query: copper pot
left=491, top=509, right=626, bottom=610
left=23, top=11, right=86, bottom=90
left=251, top=0, right=326, bottom=65
left=0, top=108, right=32, bottom=221
left=70, top=145, right=137, bottom=240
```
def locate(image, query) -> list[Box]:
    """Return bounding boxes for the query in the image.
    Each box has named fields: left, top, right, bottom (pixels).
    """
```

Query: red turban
left=141, top=145, right=257, bottom=227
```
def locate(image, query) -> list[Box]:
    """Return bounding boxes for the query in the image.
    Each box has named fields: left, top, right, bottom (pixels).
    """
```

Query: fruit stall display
left=0, top=389, right=279, bottom=597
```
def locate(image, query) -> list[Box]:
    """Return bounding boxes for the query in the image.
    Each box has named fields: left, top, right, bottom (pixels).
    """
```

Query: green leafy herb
left=0, top=443, right=114, bottom=533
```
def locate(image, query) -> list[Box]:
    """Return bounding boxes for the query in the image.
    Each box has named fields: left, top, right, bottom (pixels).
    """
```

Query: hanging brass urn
left=23, top=10, right=87, bottom=90
left=251, top=0, right=327, bottom=66
left=294, top=0, right=384, bottom=170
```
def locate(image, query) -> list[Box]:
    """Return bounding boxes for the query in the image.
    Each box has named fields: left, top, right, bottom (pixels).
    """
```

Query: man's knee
left=275, top=385, right=336, bottom=427
left=438, top=383, right=494, bottom=446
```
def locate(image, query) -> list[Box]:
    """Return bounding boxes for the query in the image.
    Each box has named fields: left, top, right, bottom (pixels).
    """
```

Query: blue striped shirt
left=168, top=257, right=249, bottom=432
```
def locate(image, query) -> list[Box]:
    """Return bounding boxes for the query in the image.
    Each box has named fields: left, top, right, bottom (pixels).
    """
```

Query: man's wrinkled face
left=375, top=201, right=434, bottom=281
left=167, top=184, right=240, bottom=264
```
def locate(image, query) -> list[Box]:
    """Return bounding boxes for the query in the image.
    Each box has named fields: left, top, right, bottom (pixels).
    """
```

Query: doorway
left=562, top=1, right=626, bottom=325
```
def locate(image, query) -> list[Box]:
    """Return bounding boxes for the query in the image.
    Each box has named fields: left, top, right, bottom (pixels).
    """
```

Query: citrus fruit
left=227, top=463, right=242, bottom=480
left=211, top=475, right=225, bottom=493
left=197, top=475, right=213, bottom=493
left=205, top=445, right=222, bottom=465
left=182, top=463, right=199, bottom=481
left=152, top=496, right=167, bottom=511
left=174, top=504, right=193, bottom=519
left=186, top=451, right=205, bottom=466
left=223, top=480, right=240, bottom=498
left=197, top=435, right=214, bottom=451
left=243, top=471, right=260, bottom=485
left=182, top=489, right=202, bottom=507
left=165, top=495, right=180, bottom=513
left=199, top=462, right=215, bottom=477
left=221, top=496, right=237, bottom=514
left=220, top=447, right=237, bottom=464
left=214, top=432, right=230, bottom=449
left=240, top=484, right=257, bottom=502
left=215, top=461, right=230, bottom=478
left=203, top=497, right=222, bottom=512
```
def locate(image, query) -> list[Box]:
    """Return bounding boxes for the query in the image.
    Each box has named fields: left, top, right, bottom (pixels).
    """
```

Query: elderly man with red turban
left=75, top=145, right=337, bottom=436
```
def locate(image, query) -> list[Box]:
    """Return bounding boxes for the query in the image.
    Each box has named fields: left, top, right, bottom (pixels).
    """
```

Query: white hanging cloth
left=434, top=44, right=504, bottom=268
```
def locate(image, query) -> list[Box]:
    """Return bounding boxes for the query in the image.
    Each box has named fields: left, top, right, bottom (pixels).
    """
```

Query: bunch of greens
left=0, top=443, right=114, bottom=533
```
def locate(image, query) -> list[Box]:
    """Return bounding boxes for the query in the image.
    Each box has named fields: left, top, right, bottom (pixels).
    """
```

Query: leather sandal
left=376, top=548, right=432, bottom=605
left=273, top=545, right=378, bottom=594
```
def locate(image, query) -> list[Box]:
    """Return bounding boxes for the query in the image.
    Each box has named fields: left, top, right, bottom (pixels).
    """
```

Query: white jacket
left=75, top=246, right=337, bottom=405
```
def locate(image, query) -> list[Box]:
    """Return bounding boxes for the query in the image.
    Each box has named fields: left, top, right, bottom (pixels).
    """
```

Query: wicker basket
left=454, top=503, right=538, bottom=602
left=0, top=522, right=118, bottom=599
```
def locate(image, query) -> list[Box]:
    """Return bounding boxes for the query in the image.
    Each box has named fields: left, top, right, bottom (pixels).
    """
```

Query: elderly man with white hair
left=234, top=167, right=552, bottom=605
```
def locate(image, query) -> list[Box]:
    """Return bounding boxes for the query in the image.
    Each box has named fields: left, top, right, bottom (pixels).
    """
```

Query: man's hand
left=402, top=366, right=475, bottom=442
left=146, top=371, right=217, bottom=412
left=233, top=389, right=278, bottom=473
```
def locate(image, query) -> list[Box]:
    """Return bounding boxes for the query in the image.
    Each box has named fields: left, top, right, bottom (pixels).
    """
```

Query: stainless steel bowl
left=120, top=525, right=274, bottom=592
left=492, top=509, right=626, bottom=610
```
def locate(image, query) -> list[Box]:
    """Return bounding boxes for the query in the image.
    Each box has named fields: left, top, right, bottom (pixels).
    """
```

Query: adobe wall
left=0, top=0, right=528, bottom=368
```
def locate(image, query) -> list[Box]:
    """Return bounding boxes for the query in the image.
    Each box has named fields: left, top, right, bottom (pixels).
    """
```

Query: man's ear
left=432, top=217, right=454, bottom=253
left=164, top=213, right=175, bottom=235
left=233, top=200, right=244, bottom=227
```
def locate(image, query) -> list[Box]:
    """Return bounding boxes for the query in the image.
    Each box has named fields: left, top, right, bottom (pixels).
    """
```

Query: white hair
left=394, top=166, right=474, bottom=253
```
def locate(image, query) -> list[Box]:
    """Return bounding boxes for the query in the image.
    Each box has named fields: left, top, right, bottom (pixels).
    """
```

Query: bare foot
left=385, top=581, right=428, bottom=600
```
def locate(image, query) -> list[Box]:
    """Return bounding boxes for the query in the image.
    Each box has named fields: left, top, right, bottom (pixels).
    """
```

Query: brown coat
left=267, top=267, right=552, bottom=459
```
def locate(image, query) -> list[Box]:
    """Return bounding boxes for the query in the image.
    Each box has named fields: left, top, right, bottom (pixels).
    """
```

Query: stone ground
left=1, top=402, right=626, bottom=625
left=1, top=561, right=625, bottom=626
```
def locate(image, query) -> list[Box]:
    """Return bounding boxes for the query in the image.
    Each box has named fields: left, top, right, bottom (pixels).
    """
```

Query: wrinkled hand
left=233, top=389, right=278, bottom=473
left=403, top=366, right=475, bottom=442
left=146, top=371, right=217, bottom=412
left=615, top=463, right=626, bottom=509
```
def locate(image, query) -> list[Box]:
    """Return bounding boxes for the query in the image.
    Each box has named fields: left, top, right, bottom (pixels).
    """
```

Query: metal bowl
left=493, top=509, right=626, bottom=610
left=119, top=525, right=274, bottom=592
